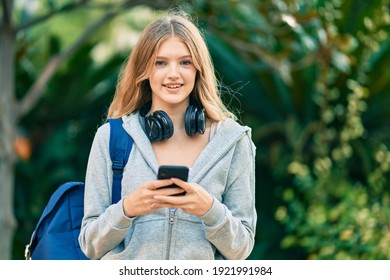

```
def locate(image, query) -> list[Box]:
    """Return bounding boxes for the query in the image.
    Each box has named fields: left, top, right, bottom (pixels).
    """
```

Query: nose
left=167, top=63, right=180, bottom=79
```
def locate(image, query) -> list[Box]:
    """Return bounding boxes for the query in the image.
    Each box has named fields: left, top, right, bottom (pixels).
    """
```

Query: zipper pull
left=169, top=208, right=175, bottom=224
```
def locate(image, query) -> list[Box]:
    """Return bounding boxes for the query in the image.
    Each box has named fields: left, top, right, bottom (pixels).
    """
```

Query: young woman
left=79, top=11, right=257, bottom=260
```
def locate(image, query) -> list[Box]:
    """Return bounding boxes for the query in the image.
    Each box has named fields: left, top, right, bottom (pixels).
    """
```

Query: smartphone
left=157, top=165, right=189, bottom=196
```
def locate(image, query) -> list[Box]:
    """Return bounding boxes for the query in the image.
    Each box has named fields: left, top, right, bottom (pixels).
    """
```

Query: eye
left=155, top=60, right=166, bottom=66
left=180, top=60, right=192, bottom=66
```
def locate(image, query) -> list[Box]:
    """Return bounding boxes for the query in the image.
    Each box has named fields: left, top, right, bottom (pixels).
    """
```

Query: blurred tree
left=5, top=0, right=390, bottom=260
left=1, top=0, right=170, bottom=260
left=189, top=0, right=390, bottom=259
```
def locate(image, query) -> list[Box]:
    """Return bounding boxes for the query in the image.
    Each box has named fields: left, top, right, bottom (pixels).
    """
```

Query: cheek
left=149, top=71, right=163, bottom=87
left=186, top=69, right=197, bottom=84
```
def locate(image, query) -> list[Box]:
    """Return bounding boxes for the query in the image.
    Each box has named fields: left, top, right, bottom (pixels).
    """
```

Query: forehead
left=156, top=36, right=191, bottom=57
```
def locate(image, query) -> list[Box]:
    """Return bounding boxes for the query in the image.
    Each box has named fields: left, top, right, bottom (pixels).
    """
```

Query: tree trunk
left=0, top=0, right=17, bottom=260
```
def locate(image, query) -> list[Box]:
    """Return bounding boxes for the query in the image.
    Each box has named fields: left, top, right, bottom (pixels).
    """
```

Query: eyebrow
left=156, top=55, right=192, bottom=60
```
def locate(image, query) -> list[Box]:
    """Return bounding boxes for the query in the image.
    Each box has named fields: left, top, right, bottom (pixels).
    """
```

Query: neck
left=167, top=110, right=186, bottom=130
left=150, top=101, right=189, bottom=130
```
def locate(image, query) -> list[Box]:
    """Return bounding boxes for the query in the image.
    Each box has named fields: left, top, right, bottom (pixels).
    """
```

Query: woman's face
left=149, top=36, right=197, bottom=110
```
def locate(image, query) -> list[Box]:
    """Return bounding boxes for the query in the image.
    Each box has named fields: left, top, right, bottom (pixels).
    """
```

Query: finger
left=153, top=194, right=185, bottom=205
left=152, top=203, right=189, bottom=211
left=170, top=178, right=192, bottom=191
left=150, top=202, right=176, bottom=209
left=156, top=187, right=186, bottom=196
left=150, top=202, right=162, bottom=209
left=148, top=179, right=174, bottom=190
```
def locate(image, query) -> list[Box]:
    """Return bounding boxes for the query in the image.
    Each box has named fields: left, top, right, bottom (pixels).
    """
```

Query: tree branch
left=16, top=0, right=90, bottom=32
left=15, top=0, right=171, bottom=32
left=16, top=9, right=118, bottom=118
left=16, top=0, right=172, bottom=118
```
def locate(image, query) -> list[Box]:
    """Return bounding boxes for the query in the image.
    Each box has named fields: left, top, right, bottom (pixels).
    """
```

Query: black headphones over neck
left=140, top=100, right=206, bottom=142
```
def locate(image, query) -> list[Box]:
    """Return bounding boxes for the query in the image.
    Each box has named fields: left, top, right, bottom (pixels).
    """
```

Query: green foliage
left=12, top=2, right=159, bottom=259
left=11, top=0, right=390, bottom=260
left=191, top=0, right=390, bottom=259
left=13, top=41, right=122, bottom=259
left=277, top=144, right=390, bottom=259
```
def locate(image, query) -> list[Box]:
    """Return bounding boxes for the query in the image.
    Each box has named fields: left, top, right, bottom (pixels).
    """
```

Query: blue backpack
left=24, top=118, right=133, bottom=260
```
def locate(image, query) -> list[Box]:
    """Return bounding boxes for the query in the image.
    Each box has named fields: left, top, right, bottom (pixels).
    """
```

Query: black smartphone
left=157, top=165, right=189, bottom=196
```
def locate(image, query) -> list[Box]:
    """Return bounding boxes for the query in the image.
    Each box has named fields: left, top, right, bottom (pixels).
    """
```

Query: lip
left=163, top=84, right=183, bottom=90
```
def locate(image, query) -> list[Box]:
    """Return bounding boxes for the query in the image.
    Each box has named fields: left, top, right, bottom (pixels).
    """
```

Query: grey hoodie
left=79, top=112, right=257, bottom=260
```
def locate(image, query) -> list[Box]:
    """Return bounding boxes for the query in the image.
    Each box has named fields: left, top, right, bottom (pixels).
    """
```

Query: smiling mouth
left=164, top=84, right=183, bottom=89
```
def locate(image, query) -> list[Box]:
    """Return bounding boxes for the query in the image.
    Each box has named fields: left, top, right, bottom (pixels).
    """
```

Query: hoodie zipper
left=165, top=208, right=176, bottom=259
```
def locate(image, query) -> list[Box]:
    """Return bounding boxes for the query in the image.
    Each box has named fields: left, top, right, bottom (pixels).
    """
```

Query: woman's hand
left=122, top=179, right=185, bottom=217
left=151, top=178, right=214, bottom=217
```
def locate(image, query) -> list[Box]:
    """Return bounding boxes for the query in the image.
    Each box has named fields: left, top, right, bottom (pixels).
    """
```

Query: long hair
left=107, top=11, right=237, bottom=121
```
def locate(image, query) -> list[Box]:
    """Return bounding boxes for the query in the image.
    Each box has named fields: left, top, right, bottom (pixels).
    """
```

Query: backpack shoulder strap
left=108, top=118, right=133, bottom=204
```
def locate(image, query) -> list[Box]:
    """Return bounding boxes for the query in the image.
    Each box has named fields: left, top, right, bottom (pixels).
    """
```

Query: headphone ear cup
left=153, top=110, right=174, bottom=141
left=144, top=111, right=174, bottom=142
left=144, top=114, right=164, bottom=142
left=196, top=107, right=206, bottom=135
left=185, top=105, right=206, bottom=136
left=185, top=106, right=197, bottom=136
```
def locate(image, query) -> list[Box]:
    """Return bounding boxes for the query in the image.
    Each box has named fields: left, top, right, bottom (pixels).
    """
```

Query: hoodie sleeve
left=79, top=123, right=134, bottom=259
left=200, top=129, right=257, bottom=260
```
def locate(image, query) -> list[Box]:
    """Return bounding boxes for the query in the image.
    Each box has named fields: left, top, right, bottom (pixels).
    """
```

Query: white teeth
left=166, top=84, right=181, bottom=89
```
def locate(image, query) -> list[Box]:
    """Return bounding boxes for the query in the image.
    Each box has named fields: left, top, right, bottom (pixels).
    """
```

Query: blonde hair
left=107, top=11, right=237, bottom=121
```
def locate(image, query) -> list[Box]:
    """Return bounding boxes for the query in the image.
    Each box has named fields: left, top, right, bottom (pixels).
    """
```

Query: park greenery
left=2, top=0, right=389, bottom=259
